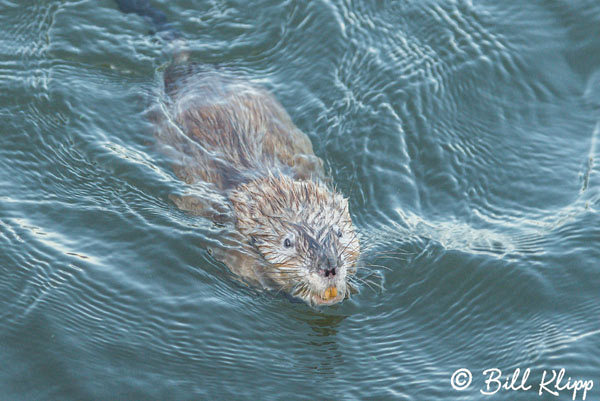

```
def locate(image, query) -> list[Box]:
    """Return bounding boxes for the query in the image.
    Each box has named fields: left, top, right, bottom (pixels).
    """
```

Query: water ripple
left=1, top=0, right=599, bottom=399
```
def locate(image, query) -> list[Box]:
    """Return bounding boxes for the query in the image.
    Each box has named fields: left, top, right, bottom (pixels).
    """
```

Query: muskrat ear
left=291, top=154, right=325, bottom=181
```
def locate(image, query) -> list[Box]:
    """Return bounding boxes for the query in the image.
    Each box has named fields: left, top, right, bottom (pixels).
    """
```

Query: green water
left=1, top=0, right=599, bottom=400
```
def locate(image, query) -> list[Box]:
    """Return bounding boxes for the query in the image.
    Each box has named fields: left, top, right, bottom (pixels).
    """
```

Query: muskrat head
left=229, top=174, right=360, bottom=305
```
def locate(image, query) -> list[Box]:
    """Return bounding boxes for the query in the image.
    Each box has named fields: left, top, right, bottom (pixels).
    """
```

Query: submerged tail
left=115, top=0, right=178, bottom=37
left=115, top=0, right=188, bottom=66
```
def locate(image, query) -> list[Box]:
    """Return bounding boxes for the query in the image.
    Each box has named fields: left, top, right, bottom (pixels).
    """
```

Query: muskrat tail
left=115, top=0, right=172, bottom=34
left=115, top=0, right=188, bottom=58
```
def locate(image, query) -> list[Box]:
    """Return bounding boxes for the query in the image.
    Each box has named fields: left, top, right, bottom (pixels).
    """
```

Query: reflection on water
left=0, top=0, right=599, bottom=399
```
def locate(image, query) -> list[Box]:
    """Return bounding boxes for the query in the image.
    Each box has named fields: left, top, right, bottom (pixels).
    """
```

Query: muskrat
left=115, top=0, right=360, bottom=305
left=156, top=65, right=360, bottom=305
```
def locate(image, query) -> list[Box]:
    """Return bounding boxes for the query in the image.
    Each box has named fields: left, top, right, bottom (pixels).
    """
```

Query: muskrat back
left=154, top=64, right=361, bottom=306
left=157, top=64, right=325, bottom=190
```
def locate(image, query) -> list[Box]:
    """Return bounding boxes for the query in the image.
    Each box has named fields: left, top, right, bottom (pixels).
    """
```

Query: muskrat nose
left=318, top=266, right=337, bottom=277
left=317, top=248, right=338, bottom=277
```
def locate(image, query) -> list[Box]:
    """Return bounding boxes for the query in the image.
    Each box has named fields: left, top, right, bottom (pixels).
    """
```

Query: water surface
left=1, top=0, right=599, bottom=400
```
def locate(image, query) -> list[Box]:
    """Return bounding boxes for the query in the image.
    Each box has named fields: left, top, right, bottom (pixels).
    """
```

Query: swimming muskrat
left=117, top=0, right=360, bottom=305
left=157, top=65, right=361, bottom=305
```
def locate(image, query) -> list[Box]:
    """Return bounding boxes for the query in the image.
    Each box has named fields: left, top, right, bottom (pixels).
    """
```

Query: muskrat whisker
left=370, top=249, right=414, bottom=257
left=273, top=285, right=292, bottom=298
left=363, top=262, right=393, bottom=271
left=371, top=255, right=409, bottom=262
left=273, top=269, right=302, bottom=277
left=292, top=284, right=310, bottom=300
left=350, top=275, right=380, bottom=293
left=339, top=231, right=360, bottom=255
left=362, top=278, right=383, bottom=291
left=277, top=278, right=307, bottom=297
left=271, top=272, right=302, bottom=282
left=272, top=264, right=299, bottom=270
left=351, top=268, right=384, bottom=284
left=266, top=265, right=301, bottom=277
left=357, top=271, right=383, bottom=289
left=346, top=282, right=358, bottom=297
left=354, top=267, right=378, bottom=275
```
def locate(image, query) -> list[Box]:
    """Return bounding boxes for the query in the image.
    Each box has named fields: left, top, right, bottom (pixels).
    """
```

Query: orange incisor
left=323, top=287, right=337, bottom=300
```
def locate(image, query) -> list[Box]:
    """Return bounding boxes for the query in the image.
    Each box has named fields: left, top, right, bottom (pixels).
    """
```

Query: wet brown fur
left=158, top=64, right=325, bottom=189
left=155, top=64, right=359, bottom=304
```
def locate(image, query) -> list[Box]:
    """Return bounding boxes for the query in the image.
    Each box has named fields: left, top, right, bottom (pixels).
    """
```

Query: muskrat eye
left=283, top=238, right=293, bottom=248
